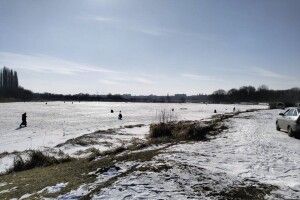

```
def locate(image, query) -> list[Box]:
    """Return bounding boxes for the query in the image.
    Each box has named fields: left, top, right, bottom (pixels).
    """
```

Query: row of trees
left=210, top=85, right=300, bottom=105
left=0, top=67, right=33, bottom=101
left=33, top=93, right=125, bottom=102
left=0, top=67, right=19, bottom=89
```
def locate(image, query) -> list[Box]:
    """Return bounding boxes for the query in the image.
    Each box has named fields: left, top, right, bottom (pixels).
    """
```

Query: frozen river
left=0, top=102, right=266, bottom=153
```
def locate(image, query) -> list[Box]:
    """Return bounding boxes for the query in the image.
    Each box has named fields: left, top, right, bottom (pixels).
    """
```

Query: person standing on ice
left=118, top=111, right=123, bottom=120
left=233, top=107, right=236, bottom=112
left=20, top=112, right=27, bottom=127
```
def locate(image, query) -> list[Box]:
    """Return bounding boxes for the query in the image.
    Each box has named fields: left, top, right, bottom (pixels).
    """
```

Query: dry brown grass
left=149, top=120, right=218, bottom=140
left=7, top=150, right=72, bottom=173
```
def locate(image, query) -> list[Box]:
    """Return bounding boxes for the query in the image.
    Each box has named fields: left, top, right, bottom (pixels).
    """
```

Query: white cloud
left=0, top=52, right=118, bottom=75
left=181, top=73, right=218, bottom=81
left=82, top=15, right=214, bottom=39
left=252, top=67, right=285, bottom=78
left=93, top=16, right=116, bottom=23
left=0, top=52, right=155, bottom=86
left=134, top=77, right=154, bottom=84
left=99, top=79, right=119, bottom=85
left=83, top=15, right=165, bottom=36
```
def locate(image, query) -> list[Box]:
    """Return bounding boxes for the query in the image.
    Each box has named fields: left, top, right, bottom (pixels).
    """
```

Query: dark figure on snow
left=214, top=109, right=217, bottom=113
left=233, top=107, right=236, bottom=112
left=118, top=111, right=123, bottom=120
left=111, top=109, right=114, bottom=113
left=171, top=108, right=174, bottom=112
left=20, top=112, right=27, bottom=127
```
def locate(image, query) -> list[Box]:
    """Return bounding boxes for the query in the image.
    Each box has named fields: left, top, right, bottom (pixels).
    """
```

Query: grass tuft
left=149, top=123, right=173, bottom=138
left=8, top=150, right=72, bottom=173
left=149, top=121, right=216, bottom=140
left=215, top=183, right=278, bottom=200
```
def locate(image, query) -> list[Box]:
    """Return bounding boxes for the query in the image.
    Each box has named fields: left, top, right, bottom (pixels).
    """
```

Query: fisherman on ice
left=118, top=111, right=123, bottom=120
left=20, top=112, right=27, bottom=127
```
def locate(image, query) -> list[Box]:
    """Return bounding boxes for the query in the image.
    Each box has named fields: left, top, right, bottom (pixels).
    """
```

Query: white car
left=276, top=107, right=300, bottom=137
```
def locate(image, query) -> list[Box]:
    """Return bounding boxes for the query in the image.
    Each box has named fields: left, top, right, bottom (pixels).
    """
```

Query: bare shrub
left=128, top=138, right=148, bottom=150
left=149, top=123, right=173, bottom=138
left=12, top=155, right=25, bottom=172
left=123, top=124, right=145, bottom=128
left=156, top=109, right=178, bottom=123
left=150, top=120, right=219, bottom=140
left=8, top=150, right=71, bottom=173
left=88, top=146, right=127, bottom=161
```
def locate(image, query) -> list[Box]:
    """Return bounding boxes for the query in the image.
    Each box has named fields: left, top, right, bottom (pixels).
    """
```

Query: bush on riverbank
left=149, top=120, right=218, bottom=140
left=8, top=150, right=71, bottom=173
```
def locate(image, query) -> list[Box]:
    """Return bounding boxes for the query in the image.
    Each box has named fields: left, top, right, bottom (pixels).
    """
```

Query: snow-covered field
left=0, top=102, right=265, bottom=153
left=1, top=106, right=299, bottom=199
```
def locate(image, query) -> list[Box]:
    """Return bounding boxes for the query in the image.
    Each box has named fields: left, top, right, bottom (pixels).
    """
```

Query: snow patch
left=38, top=182, right=68, bottom=194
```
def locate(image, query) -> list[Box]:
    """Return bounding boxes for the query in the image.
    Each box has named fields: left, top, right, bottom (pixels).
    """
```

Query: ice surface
left=0, top=101, right=266, bottom=153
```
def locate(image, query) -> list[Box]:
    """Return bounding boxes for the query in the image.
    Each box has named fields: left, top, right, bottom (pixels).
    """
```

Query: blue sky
left=0, top=0, right=299, bottom=95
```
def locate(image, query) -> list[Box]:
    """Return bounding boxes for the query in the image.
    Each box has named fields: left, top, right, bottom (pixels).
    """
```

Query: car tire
left=288, top=126, right=294, bottom=137
left=276, top=121, right=280, bottom=131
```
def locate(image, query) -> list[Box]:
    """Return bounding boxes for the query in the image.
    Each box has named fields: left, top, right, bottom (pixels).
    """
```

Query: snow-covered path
left=93, top=110, right=300, bottom=199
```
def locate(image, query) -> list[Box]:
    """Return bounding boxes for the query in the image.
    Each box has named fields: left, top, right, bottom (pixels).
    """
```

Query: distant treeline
left=17, top=87, right=300, bottom=106
left=32, top=93, right=204, bottom=103
left=1, top=67, right=299, bottom=105
left=33, top=93, right=126, bottom=102
left=209, top=85, right=300, bottom=106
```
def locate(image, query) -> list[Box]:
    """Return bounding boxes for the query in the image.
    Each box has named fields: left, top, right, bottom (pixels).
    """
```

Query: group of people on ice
left=19, top=109, right=123, bottom=128
left=19, top=106, right=237, bottom=127
left=110, top=109, right=123, bottom=120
